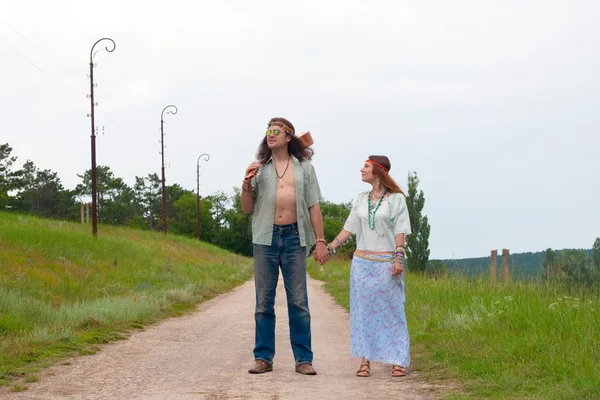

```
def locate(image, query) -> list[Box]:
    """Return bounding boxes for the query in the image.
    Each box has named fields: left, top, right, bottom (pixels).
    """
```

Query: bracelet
left=393, top=253, right=405, bottom=264
left=241, top=181, right=252, bottom=192
left=334, top=238, right=344, bottom=247
left=327, top=243, right=336, bottom=256
left=316, top=239, right=327, bottom=244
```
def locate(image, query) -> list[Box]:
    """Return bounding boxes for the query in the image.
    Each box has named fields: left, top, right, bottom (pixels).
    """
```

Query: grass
left=308, top=258, right=600, bottom=399
left=0, top=211, right=253, bottom=384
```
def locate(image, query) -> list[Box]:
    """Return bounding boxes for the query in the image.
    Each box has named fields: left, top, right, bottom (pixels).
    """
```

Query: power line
left=1, top=18, right=74, bottom=74
left=1, top=28, right=152, bottom=145
left=0, top=33, right=77, bottom=93
left=100, top=110, right=153, bottom=143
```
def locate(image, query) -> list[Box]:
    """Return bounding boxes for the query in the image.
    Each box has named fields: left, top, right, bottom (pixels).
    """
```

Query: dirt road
left=5, top=277, right=440, bottom=399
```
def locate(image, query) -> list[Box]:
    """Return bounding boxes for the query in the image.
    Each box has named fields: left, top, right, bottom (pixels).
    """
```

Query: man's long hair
left=369, top=155, right=405, bottom=196
left=256, top=117, right=314, bottom=164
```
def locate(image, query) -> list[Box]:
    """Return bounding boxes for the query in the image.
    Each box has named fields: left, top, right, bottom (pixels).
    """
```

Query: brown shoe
left=295, top=363, right=317, bottom=375
left=248, top=360, right=273, bottom=374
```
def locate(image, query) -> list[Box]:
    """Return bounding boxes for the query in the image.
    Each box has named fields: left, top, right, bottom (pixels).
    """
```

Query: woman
left=324, top=155, right=411, bottom=377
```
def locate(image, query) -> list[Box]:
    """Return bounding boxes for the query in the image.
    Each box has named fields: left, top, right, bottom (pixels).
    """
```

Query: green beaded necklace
left=367, top=189, right=387, bottom=230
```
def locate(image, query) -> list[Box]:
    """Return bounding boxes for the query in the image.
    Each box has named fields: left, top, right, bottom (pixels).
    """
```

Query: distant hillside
left=435, top=249, right=593, bottom=279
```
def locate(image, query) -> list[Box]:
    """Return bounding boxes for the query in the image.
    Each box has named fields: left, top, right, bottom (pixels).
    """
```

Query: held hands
left=312, top=242, right=330, bottom=265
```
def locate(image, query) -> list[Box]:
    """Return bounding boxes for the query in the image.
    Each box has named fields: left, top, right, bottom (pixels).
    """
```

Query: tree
left=10, top=161, right=76, bottom=218
left=133, top=173, right=162, bottom=230
left=543, top=248, right=556, bottom=279
left=593, top=238, right=600, bottom=270
left=11, top=160, right=39, bottom=212
left=0, top=144, right=17, bottom=207
left=76, top=166, right=136, bottom=225
left=170, top=193, right=197, bottom=237
left=219, top=188, right=252, bottom=255
left=211, top=191, right=229, bottom=232
left=405, top=171, right=431, bottom=273
left=592, top=238, right=600, bottom=284
left=198, top=193, right=224, bottom=244
left=34, top=169, right=71, bottom=217
left=555, top=249, right=591, bottom=284
left=321, top=199, right=355, bottom=257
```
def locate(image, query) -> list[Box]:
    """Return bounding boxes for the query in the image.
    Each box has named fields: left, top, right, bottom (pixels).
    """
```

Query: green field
left=308, top=258, right=600, bottom=399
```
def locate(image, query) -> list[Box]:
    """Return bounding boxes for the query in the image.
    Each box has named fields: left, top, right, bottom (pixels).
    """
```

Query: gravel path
left=4, top=276, right=440, bottom=399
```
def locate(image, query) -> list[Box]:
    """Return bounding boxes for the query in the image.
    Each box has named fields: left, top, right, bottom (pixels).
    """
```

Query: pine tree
left=405, top=171, right=431, bottom=273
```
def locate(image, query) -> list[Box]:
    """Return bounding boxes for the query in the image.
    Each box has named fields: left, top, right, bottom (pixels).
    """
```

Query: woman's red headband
left=366, top=159, right=389, bottom=173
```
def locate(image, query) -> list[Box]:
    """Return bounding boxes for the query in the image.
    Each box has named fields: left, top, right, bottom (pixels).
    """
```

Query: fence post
left=490, top=250, right=497, bottom=283
left=85, top=203, right=90, bottom=224
left=502, top=248, right=510, bottom=282
left=80, top=203, right=85, bottom=224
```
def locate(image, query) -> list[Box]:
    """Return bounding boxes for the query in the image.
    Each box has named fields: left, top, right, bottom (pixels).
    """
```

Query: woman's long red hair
left=368, top=155, right=405, bottom=196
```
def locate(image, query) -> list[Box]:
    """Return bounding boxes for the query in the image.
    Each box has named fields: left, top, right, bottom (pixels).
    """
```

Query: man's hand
left=245, top=161, right=261, bottom=180
left=313, top=242, right=329, bottom=265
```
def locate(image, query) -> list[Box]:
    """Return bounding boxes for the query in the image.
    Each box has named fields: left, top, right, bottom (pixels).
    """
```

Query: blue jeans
left=253, top=222, right=313, bottom=366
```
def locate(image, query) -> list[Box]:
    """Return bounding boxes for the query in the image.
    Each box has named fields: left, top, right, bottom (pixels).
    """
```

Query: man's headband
left=366, top=159, right=389, bottom=173
left=268, top=121, right=294, bottom=135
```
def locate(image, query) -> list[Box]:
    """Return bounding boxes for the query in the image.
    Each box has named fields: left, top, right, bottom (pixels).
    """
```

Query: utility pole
left=160, top=105, right=178, bottom=235
left=196, top=154, right=210, bottom=240
left=88, top=38, right=115, bottom=238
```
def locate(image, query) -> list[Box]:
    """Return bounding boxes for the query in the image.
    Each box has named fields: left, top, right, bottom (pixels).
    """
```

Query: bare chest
left=275, top=163, right=296, bottom=208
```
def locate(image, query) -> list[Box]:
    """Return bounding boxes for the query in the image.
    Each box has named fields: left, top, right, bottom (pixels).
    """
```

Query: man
left=241, top=117, right=328, bottom=375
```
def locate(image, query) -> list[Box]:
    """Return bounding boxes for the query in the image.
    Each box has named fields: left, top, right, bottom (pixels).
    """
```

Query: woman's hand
left=392, top=261, right=404, bottom=276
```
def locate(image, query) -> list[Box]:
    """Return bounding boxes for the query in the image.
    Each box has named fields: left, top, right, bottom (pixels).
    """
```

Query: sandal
left=356, top=360, right=370, bottom=377
left=392, top=365, right=407, bottom=377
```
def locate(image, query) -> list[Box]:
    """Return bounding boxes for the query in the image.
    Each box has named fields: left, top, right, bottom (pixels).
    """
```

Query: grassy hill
left=0, top=211, right=253, bottom=390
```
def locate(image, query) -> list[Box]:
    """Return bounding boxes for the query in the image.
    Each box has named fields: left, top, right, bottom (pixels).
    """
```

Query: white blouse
left=343, top=191, right=412, bottom=252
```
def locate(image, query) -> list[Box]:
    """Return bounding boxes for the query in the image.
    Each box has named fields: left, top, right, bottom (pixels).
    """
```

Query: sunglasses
left=265, top=129, right=282, bottom=136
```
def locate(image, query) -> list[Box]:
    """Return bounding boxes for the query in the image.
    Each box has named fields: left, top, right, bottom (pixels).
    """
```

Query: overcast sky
left=2, top=0, right=598, bottom=259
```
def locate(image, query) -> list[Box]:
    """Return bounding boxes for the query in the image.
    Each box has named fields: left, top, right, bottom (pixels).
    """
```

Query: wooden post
left=85, top=203, right=90, bottom=224
left=502, top=248, right=510, bottom=282
left=490, top=250, right=497, bottom=283
left=80, top=203, right=85, bottom=224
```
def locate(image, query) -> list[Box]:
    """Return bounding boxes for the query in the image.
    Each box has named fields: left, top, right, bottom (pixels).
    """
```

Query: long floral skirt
left=350, top=254, right=410, bottom=367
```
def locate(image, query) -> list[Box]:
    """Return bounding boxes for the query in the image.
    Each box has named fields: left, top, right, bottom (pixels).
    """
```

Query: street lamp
left=196, top=154, right=210, bottom=240
left=88, top=37, right=115, bottom=238
left=160, top=105, right=178, bottom=235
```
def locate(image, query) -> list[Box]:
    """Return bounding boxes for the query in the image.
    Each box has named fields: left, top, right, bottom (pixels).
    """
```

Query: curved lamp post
left=160, top=105, right=178, bottom=235
left=89, top=38, right=115, bottom=238
left=196, top=153, right=210, bottom=240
